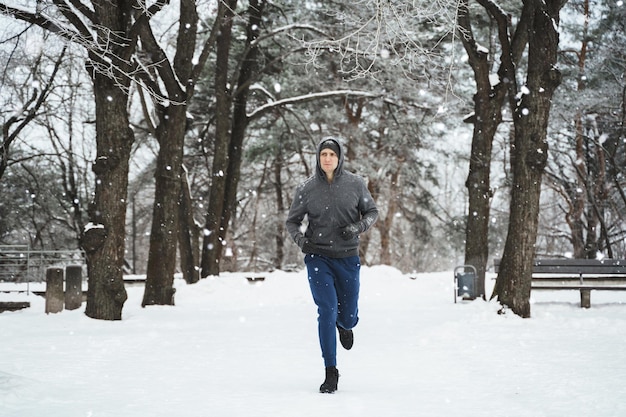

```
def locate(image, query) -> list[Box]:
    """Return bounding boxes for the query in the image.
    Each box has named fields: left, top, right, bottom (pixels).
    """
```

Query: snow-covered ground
left=2, top=265, right=626, bottom=417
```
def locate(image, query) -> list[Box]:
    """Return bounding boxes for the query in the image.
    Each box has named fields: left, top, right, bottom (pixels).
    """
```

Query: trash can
left=454, top=265, right=477, bottom=303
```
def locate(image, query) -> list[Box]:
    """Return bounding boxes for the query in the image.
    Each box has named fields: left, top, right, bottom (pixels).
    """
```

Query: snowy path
left=2, top=265, right=626, bottom=417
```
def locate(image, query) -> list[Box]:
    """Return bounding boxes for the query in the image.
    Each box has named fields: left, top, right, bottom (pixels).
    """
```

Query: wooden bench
left=245, top=273, right=266, bottom=283
left=0, top=301, right=31, bottom=313
left=0, top=282, right=32, bottom=312
left=0, top=282, right=31, bottom=294
left=494, top=258, right=626, bottom=308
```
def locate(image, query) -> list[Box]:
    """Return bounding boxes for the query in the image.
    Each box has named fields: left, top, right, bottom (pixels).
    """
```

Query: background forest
left=1, top=1, right=625, bottom=319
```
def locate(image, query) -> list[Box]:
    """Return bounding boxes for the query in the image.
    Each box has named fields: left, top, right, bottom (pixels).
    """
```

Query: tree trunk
left=142, top=108, right=187, bottom=306
left=82, top=1, right=136, bottom=320
left=83, top=70, right=131, bottom=320
left=220, top=0, right=266, bottom=271
left=493, top=0, right=565, bottom=317
left=571, top=0, right=589, bottom=258
left=201, top=0, right=237, bottom=277
left=463, top=97, right=500, bottom=300
left=568, top=111, right=587, bottom=258
left=202, top=0, right=265, bottom=277
left=584, top=134, right=610, bottom=258
left=179, top=168, right=200, bottom=283
left=457, top=0, right=524, bottom=300
left=142, top=0, right=199, bottom=305
left=378, top=170, right=400, bottom=266
left=273, top=154, right=285, bottom=269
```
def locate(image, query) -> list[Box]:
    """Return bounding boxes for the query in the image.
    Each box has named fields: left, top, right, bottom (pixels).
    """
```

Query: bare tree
left=1, top=32, right=92, bottom=250
left=0, top=2, right=143, bottom=320
left=492, top=0, right=568, bottom=317
left=1, top=35, right=66, bottom=180
left=543, top=0, right=626, bottom=260
left=456, top=0, right=528, bottom=300
left=132, top=0, right=212, bottom=306
left=1, top=1, right=220, bottom=311
left=200, top=0, right=239, bottom=277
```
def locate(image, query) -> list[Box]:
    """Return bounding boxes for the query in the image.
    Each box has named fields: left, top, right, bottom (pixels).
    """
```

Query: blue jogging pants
left=304, top=254, right=360, bottom=367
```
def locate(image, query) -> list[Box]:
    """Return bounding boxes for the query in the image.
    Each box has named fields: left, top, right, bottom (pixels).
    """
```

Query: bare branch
left=301, top=0, right=459, bottom=80
left=247, top=90, right=380, bottom=120
left=1, top=47, right=67, bottom=179
left=250, top=23, right=330, bottom=47
left=66, top=0, right=95, bottom=23
left=52, top=0, right=93, bottom=40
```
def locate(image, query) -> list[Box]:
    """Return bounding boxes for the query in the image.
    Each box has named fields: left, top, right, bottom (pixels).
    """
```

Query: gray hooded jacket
left=286, top=137, right=378, bottom=258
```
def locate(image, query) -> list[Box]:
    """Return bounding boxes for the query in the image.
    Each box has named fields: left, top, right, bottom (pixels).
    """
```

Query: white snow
left=2, top=265, right=626, bottom=417
left=599, top=133, right=609, bottom=145
left=83, top=222, right=105, bottom=232
left=475, top=43, right=489, bottom=54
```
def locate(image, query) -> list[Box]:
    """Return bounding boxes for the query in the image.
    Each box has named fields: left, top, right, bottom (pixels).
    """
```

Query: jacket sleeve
left=285, top=185, right=307, bottom=248
left=356, top=181, right=378, bottom=234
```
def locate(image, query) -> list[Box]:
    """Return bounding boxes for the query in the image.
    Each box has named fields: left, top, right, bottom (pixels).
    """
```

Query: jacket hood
left=316, top=137, right=345, bottom=180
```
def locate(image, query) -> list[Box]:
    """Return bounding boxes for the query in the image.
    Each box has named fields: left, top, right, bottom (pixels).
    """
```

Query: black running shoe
left=337, top=325, right=353, bottom=350
left=319, top=366, right=339, bottom=393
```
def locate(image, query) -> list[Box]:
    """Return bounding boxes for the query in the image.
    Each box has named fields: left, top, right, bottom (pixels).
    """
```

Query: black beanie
left=320, top=139, right=340, bottom=158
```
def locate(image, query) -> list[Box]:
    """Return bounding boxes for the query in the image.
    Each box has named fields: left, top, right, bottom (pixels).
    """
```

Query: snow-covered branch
left=301, top=0, right=459, bottom=80
left=250, top=23, right=330, bottom=47
left=247, top=90, right=380, bottom=120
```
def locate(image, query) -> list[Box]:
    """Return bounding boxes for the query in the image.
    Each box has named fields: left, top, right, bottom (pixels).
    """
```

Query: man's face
left=320, top=149, right=339, bottom=176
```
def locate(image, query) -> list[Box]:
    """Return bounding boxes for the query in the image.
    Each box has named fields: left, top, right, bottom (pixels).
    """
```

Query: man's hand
left=302, top=240, right=315, bottom=253
left=300, top=238, right=314, bottom=253
left=340, top=223, right=361, bottom=241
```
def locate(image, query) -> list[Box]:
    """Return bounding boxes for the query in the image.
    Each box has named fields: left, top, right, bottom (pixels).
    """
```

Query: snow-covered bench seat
left=0, top=301, right=31, bottom=313
left=494, top=258, right=626, bottom=308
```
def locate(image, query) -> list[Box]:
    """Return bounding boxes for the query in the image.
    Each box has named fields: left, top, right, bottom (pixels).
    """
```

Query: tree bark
left=83, top=66, right=132, bottom=321
left=273, top=153, right=285, bottom=269
left=201, top=0, right=237, bottom=277
left=179, top=168, right=200, bottom=283
left=569, top=111, right=587, bottom=258
left=457, top=0, right=527, bottom=300
left=142, top=108, right=186, bottom=306
left=378, top=170, right=400, bottom=266
left=141, top=0, right=198, bottom=305
left=81, top=1, right=140, bottom=320
left=493, top=0, right=565, bottom=317
left=202, top=0, right=265, bottom=277
left=463, top=94, right=500, bottom=300
left=563, top=0, right=596, bottom=259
